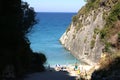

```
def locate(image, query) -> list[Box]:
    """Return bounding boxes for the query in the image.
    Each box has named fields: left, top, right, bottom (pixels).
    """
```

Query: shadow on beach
left=23, top=67, right=76, bottom=80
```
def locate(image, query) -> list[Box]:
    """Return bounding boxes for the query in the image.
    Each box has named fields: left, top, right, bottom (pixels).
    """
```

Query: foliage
left=72, top=15, right=78, bottom=23
left=100, top=2, right=120, bottom=39
left=0, top=0, right=46, bottom=79
left=72, top=15, right=83, bottom=32
left=78, top=0, right=100, bottom=15
left=72, top=34, right=76, bottom=39
left=91, top=39, right=95, bottom=49
left=75, top=23, right=83, bottom=32
left=84, top=37, right=87, bottom=43
left=104, top=42, right=111, bottom=52
left=30, top=52, right=47, bottom=72
left=66, top=26, right=71, bottom=33
left=106, top=2, right=120, bottom=25
left=33, top=52, right=47, bottom=64
left=73, top=0, right=101, bottom=32
left=94, top=27, right=100, bottom=34
left=99, top=2, right=120, bottom=53
left=93, top=27, right=100, bottom=39
left=100, top=27, right=108, bottom=39
left=91, top=0, right=96, bottom=2
left=21, top=2, right=37, bottom=34
left=93, top=34, right=96, bottom=39
left=118, top=32, right=120, bottom=39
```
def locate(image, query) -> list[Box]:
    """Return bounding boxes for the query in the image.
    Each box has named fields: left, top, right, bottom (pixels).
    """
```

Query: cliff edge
left=60, top=0, right=120, bottom=65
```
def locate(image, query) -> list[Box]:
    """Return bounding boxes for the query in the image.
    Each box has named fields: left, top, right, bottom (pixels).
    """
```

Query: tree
left=21, top=1, right=36, bottom=34
left=0, top=0, right=46, bottom=79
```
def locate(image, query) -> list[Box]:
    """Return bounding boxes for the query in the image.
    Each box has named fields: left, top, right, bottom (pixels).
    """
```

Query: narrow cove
left=27, top=12, right=80, bottom=66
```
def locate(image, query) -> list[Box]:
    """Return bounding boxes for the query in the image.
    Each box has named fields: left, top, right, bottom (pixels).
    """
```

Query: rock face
left=60, top=0, right=120, bottom=65
left=60, top=2, right=109, bottom=65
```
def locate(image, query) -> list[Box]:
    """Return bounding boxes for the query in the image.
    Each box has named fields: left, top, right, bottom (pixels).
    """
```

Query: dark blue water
left=27, top=12, right=79, bottom=66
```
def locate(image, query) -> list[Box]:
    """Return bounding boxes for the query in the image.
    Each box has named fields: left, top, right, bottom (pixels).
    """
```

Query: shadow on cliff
left=91, top=57, right=120, bottom=80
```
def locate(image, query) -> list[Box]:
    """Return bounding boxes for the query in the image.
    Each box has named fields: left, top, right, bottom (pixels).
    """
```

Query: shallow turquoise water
left=27, top=12, right=80, bottom=66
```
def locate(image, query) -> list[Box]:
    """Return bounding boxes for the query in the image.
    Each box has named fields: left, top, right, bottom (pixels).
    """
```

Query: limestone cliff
left=60, top=0, right=120, bottom=65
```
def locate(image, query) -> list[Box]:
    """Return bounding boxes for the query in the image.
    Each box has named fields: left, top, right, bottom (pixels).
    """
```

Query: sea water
left=27, top=12, right=80, bottom=66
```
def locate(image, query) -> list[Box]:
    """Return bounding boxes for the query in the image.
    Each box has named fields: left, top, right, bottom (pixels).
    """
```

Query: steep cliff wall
left=60, top=0, right=120, bottom=65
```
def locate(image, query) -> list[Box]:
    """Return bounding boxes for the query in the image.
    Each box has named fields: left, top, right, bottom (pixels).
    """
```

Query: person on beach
left=56, top=64, right=61, bottom=71
left=77, top=68, right=80, bottom=75
left=74, top=62, right=78, bottom=71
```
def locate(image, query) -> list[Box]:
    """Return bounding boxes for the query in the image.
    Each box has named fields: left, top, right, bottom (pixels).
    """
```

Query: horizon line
left=35, top=11, right=77, bottom=13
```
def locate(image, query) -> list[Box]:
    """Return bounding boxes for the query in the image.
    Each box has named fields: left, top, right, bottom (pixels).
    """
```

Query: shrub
left=100, top=27, right=108, bottom=39
left=66, top=26, right=70, bottom=33
left=107, top=2, right=120, bottom=25
left=32, top=52, right=47, bottom=65
left=84, top=38, right=87, bottom=43
left=91, top=39, right=95, bottom=49
left=78, top=0, right=100, bottom=16
left=94, top=27, right=100, bottom=34
left=73, top=34, right=76, bottom=39
left=118, top=32, right=120, bottom=39
left=93, top=34, right=96, bottom=39
left=75, top=23, right=83, bottom=32
left=72, top=15, right=77, bottom=23
left=100, top=2, right=120, bottom=48
left=104, top=42, right=111, bottom=52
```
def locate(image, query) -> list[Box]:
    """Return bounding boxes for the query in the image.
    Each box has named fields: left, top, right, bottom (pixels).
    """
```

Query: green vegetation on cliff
left=100, top=1, right=120, bottom=52
left=78, top=0, right=100, bottom=15
left=71, top=0, right=120, bottom=52
left=101, top=1, right=120, bottom=37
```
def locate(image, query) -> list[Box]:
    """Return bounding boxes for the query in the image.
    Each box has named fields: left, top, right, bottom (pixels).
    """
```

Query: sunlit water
left=27, top=12, right=80, bottom=66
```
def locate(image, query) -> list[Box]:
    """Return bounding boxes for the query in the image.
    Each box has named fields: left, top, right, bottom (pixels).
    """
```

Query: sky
left=23, top=0, right=86, bottom=12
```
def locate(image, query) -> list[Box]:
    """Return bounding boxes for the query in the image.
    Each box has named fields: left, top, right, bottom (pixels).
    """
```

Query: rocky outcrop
left=61, top=0, right=120, bottom=79
left=60, top=0, right=118, bottom=65
left=60, top=9, right=104, bottom=65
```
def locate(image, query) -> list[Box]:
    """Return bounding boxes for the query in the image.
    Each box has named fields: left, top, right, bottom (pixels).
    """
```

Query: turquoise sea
left=27, top=12, right=80, bottom=66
